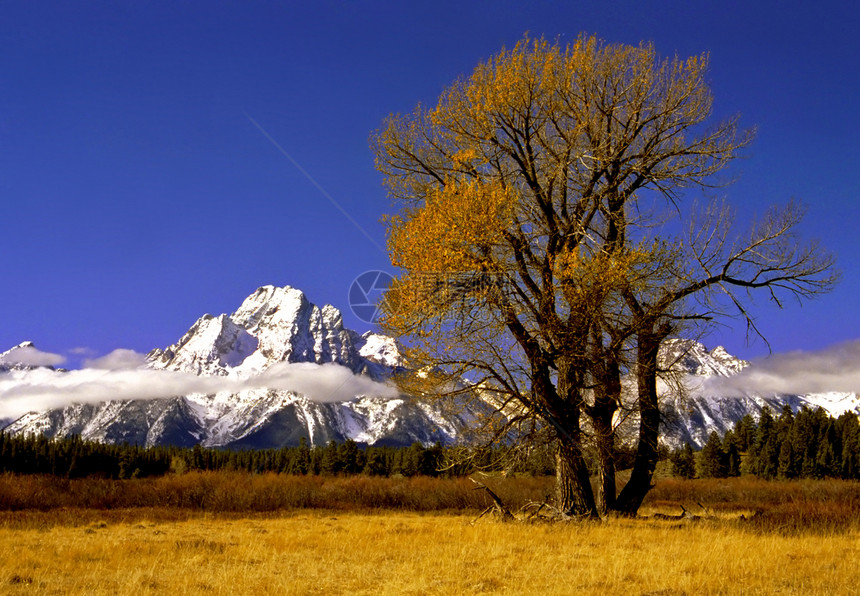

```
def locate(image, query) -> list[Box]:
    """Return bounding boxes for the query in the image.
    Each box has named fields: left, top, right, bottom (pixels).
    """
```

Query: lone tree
left=372, top=35, right=837, bottom=517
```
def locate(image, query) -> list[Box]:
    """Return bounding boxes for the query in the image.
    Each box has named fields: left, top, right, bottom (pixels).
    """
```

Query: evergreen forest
left=671, top=406, right=860, bottom=480
left=2, top=406, right=858, bottom=481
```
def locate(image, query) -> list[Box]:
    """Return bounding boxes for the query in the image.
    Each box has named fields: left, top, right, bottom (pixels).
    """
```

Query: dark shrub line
left=0, top=472, right=555, bottom=514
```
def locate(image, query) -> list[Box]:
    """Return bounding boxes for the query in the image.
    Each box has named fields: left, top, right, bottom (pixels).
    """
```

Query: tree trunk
left=550, top=354, right=599, bottom=518
left=615, top=330, right=662, bottom=515
left=555, top=438, right=599, bottom=518
left=592, top=417, right=617, bottom=514
left=591, top=354, right=621, bottom=514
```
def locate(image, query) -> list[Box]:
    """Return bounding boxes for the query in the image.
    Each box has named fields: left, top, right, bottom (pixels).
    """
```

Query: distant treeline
left=0, top=434, right=171, bottom=479
left=671, top=406, right=860, bottom=480
left=0, top=434, right=554, bottom=480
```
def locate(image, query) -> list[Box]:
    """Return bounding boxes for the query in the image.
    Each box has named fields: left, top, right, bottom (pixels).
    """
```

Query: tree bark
left=615, top=329, right=662, bottom=515
left=552, top=354, right=599, bottom=518
left=592, top=414, right=617, bottom=514
left=555, top=437, right=599, bottom=518
left=588, top=348, right=621, bottom=515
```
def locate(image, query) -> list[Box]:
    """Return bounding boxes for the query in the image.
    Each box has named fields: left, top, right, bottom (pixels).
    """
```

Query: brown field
left=1, top=474, right=858, bottom=595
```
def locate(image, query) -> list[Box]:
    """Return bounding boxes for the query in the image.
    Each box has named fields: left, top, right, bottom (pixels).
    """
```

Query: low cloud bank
left=0, top=349, right=399, bottom=420
left=4, top=339, right=856, bottom=422
left=697, top=339, right=860, bottom=397
left=254, top=362, right=399, bottom=402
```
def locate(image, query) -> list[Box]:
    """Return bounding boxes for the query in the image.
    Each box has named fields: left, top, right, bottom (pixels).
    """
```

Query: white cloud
left=68, top=347, right=97, bottom=357
left=0, top=367, right=217, bottom=418
left=0, top=356, right=398, bottom=420
left=696, top=339, right=860, bottom=397
left=253, top=362, right=399, bottom=402
left=84, top=349, right=148, bottom=370
left=0, top=345, right=66, bottom=367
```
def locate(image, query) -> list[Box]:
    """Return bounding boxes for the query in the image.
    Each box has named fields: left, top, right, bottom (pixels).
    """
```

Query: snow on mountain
left=355, top=332, right=403, bottom=369
left=0, top=342, right=67, bottom=429
left=659, top=339, right=749, bottom=378
left=0, top=341, right=34, bottom=364
left=148, top=286, right=362, bottom=376
left=1, top=285, right=475, bottom=448
left=1, top=287, right=856, bottom=451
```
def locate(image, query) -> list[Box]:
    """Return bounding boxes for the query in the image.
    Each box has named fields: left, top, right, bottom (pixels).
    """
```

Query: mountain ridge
left=2, top=285, right=857, bottom=449
left=2, top=285, right=482, bottom=448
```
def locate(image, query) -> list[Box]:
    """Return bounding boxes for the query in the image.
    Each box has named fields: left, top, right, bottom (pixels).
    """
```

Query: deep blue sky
left=1, top=1, right=857, bottom=367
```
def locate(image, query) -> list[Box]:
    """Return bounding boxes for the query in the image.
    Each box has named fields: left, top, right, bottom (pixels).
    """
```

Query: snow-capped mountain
left=1, top=287, right=857, bottom=450
left=0, top=342, right=32, bottom=372
left=0, top=341, right=68, bottom=429
left=2, top=286, right=485, bottom=448
left=655, top=339, right=860, bottom=449
left=148, top=286, right=366, bottom=377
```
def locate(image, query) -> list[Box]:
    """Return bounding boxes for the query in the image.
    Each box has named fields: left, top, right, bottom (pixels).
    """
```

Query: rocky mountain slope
left=1, top=286, right=857, bottom=449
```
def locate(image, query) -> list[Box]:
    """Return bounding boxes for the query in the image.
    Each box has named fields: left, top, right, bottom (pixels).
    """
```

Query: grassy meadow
left=0, top=474, right=858, bottom=594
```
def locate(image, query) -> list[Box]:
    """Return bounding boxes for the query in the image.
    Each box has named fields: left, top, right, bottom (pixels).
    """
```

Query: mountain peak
left=149, top=284, right=371, bottom=376
left=355, top=331, right=403, bottom=369
left=0, top=341, right=36, bottom=357
left=0, top=341, right=67, bottom=371
left=659, top=338, right=749, bottom=378
left=230, top=285, right=308, bottom=331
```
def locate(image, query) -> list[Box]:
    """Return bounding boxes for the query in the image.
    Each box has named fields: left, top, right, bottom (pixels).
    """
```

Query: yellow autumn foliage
left=382, top=178, right=517, bottom=331
left=554, top=243, right=676, bottom=303
left=388, top=178, right=514, bottom=273
left=374, top=33, right=731, bottom=338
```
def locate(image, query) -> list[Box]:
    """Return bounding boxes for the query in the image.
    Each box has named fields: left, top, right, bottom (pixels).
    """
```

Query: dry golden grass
left=1, top=475, right=858, bottom=594
left=647, top=477, right=860, bottom=535
left=1, top=510, right=858, bottom=595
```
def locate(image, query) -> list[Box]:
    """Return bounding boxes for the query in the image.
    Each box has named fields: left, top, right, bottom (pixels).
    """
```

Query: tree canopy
left=372, top=35, right=838, bottom=517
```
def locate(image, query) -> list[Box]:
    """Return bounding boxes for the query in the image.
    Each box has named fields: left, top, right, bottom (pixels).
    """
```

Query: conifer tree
left=815, top=422, right=839, bottom=478
left=793, top=407, right=819, bottom=477
left=837, top=413, right=860, bottom=479
left=320, top=440, right=342, bottom=476
left=753, top=407, right=778, bottom=479
left=733, top=414, right=757, bottom=452
left=699, top=432, right=727, bottom=478
left=778, top=437, right=795, bottom=479
left=338, top=440, right=364, bottom=475
left=290, top=437, right=311, bottom=475
left=670, top=443, right=696, bottom=479
left=722, top=431, right=742, bottom=477
left=363, top=448, right=389, bottom=476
